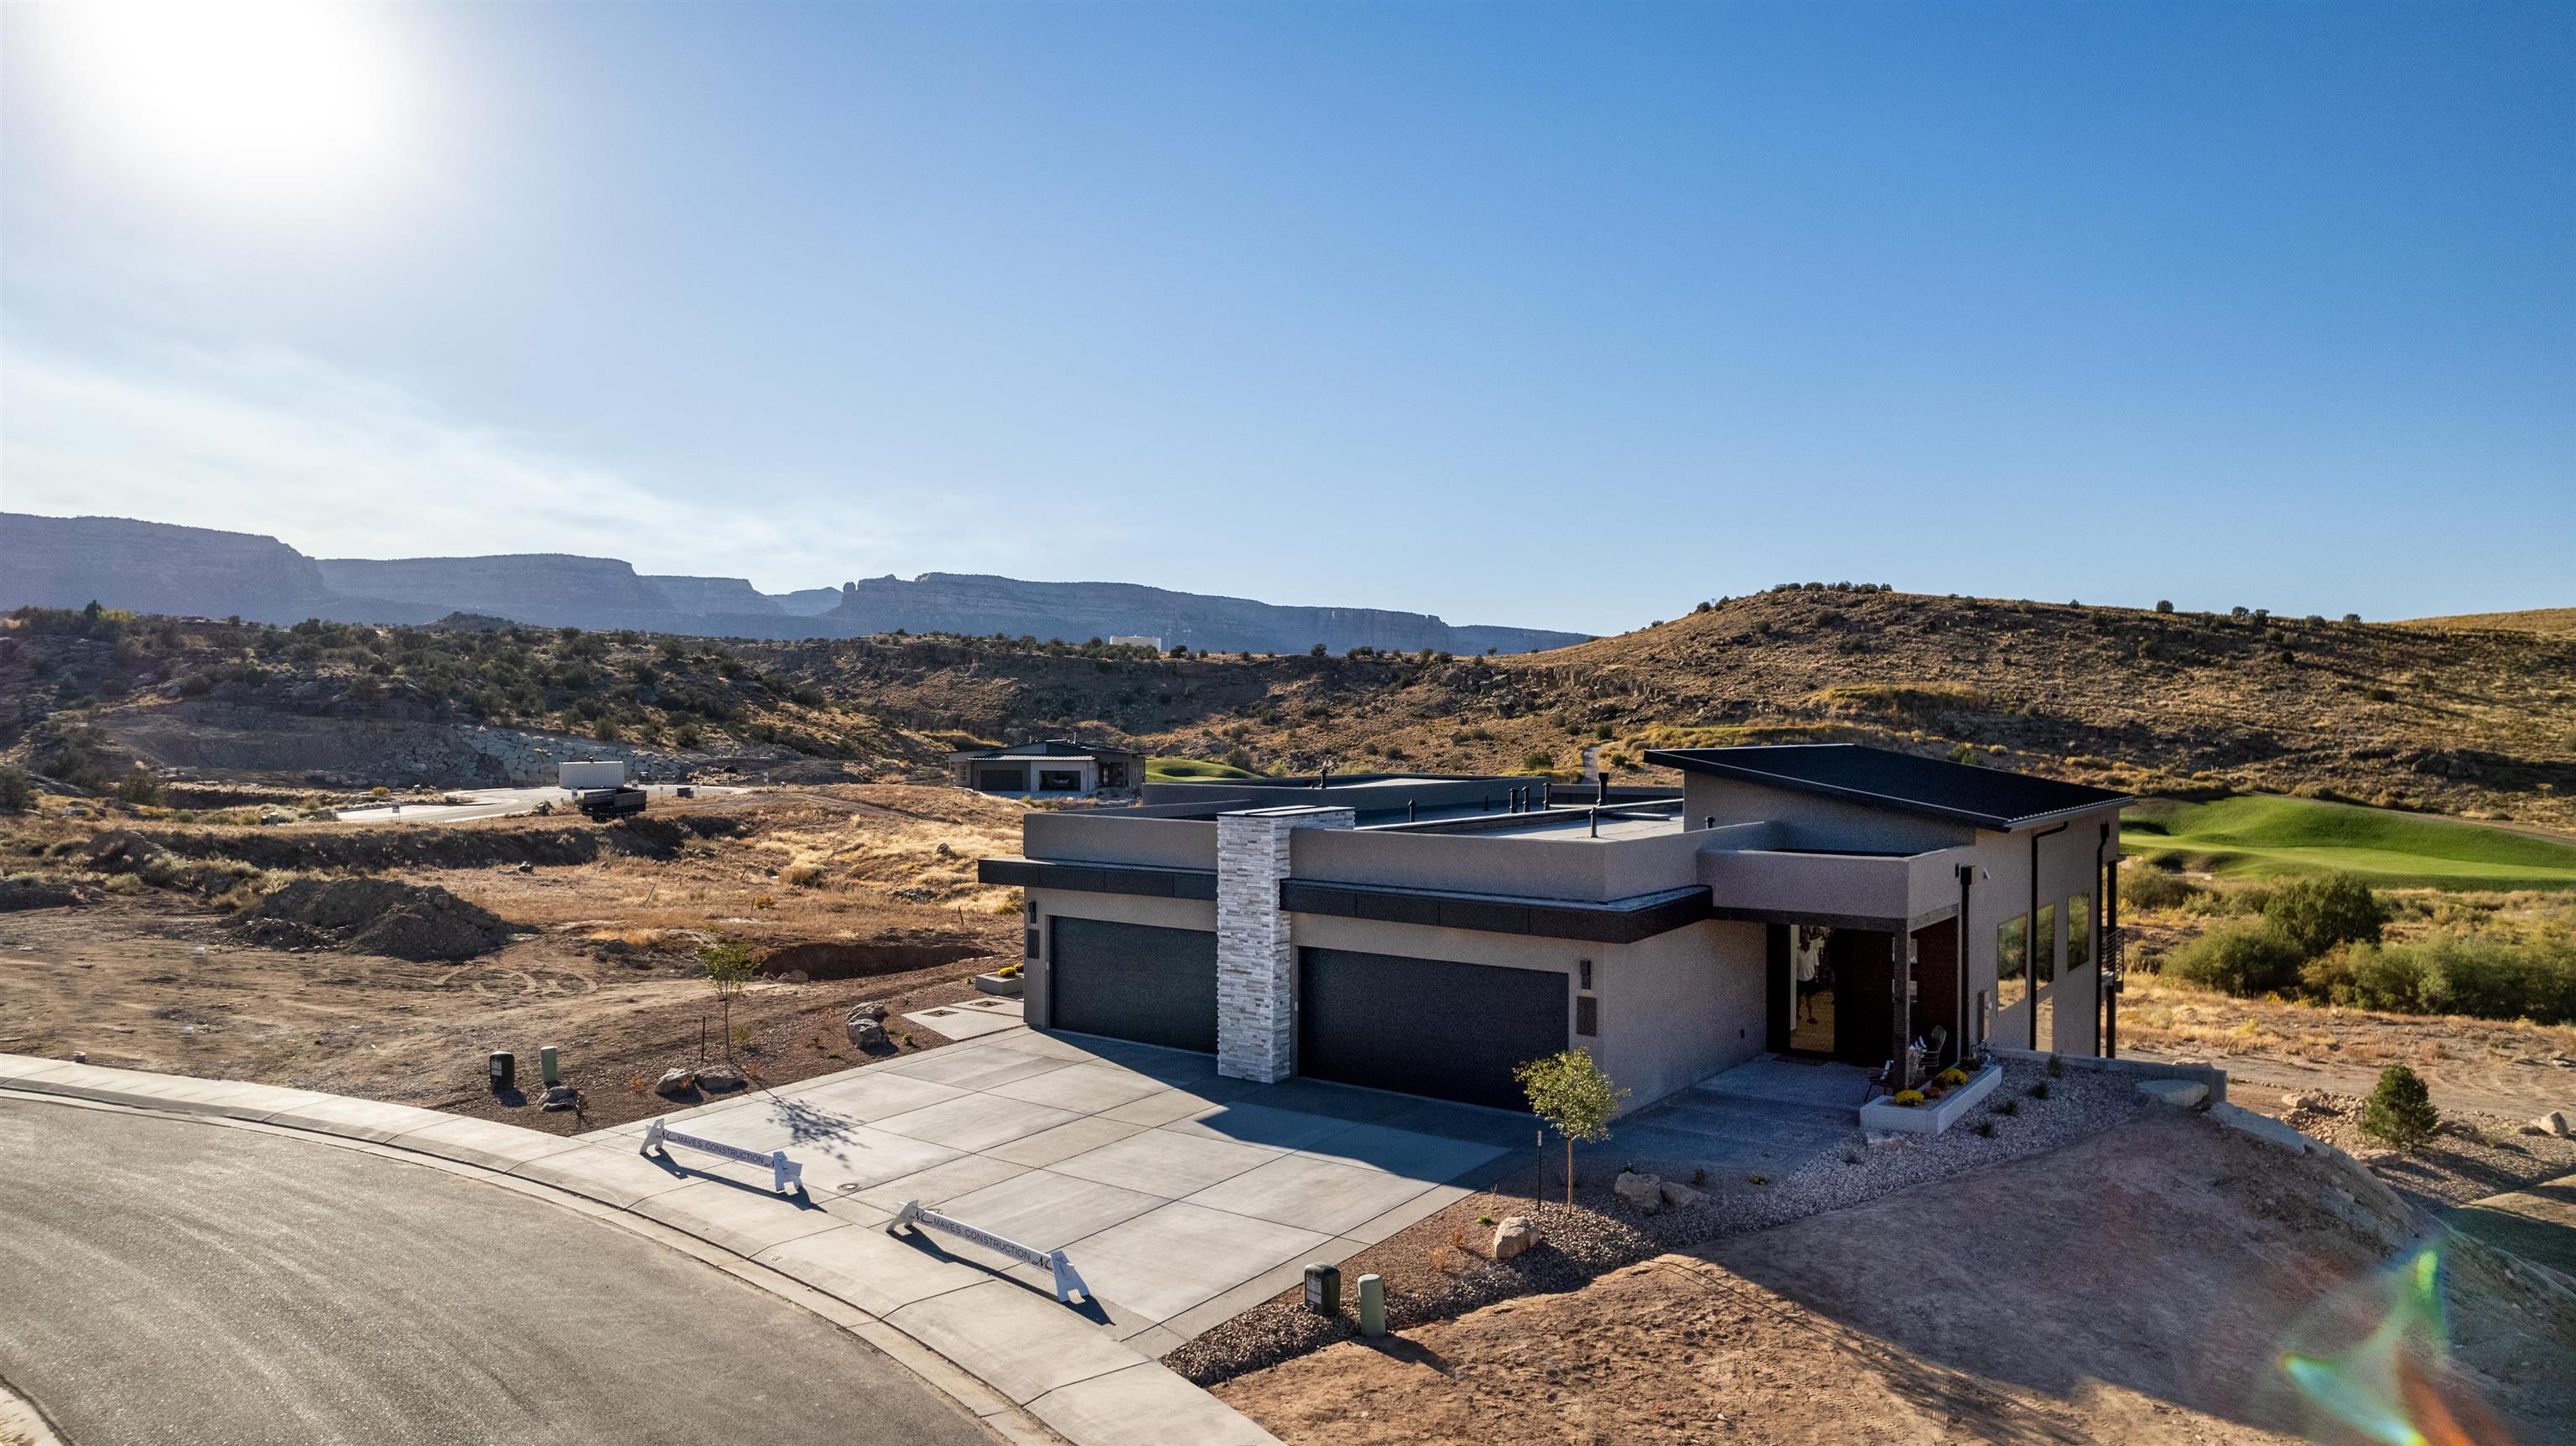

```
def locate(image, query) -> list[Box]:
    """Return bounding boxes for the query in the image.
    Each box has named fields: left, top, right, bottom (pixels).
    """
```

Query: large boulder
left=2531, top=1110, right=2569, bottom=1138
left=1613, top=1170, right=1665, bottom=1214
left=847, top=1015, right=890, bottom=1050
left=540, top=1084, right=581, bottom=1112
left=655, top=1067, right=698, bottom=1097
left=698, top=1063, right=747, bottom=1093
left=1657, top=1179, right=1706, bottom=1210
left=1492, top=1216, right=1541, bottom=1260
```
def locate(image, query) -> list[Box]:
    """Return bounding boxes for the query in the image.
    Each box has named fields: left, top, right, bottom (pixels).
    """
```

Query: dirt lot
left=2119, top=972, right=2576, bottom=1123
left=1216, top=1115, right=2576, bottom=1446
left=0, top=785, right=1030, bottom=1132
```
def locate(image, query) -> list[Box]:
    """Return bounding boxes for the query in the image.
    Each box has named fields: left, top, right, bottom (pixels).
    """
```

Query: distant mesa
left=0, top=511, right=1590, bottom=655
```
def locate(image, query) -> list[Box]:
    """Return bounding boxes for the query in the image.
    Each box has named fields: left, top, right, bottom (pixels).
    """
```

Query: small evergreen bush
left=2360, top=1065, right=2439, bottom=1152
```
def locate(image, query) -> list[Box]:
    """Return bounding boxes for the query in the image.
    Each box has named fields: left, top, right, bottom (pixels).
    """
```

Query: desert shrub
left=2161, top=920, right=2307, bottom=997
left=112, top=771, right=164, bottom=806
left=2260, top=872, right=2386, bottom=957
left=0, top=765, right=31, bottom=811
left=2119, top=862, right=2202, bottom=911
left=2360, top=1065, right=2439, bottom=1151
left=2306, top=936, right=2576, bottom=1025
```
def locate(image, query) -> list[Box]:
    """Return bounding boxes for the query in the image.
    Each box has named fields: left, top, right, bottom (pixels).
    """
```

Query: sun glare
left=47, top=1, right=411, bottom=214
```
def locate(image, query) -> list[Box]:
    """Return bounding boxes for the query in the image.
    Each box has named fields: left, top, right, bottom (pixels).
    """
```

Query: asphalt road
left=331, top=784, right=740, bottom=826
left=0, top=1097, right=996, bottom=1446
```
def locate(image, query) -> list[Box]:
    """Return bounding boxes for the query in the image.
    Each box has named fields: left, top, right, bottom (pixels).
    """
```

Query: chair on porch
left=1862, top=1025, right=1949, bottom=1102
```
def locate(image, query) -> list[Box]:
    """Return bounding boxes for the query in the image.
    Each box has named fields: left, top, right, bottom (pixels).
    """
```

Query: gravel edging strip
left=1166, top=1056, right=2151, bottom=1386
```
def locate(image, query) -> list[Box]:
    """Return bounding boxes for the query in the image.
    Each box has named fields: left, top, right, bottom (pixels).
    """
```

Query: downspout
left=1955, top=863, right=1973, bottom=1065
left=2028, top=821, right=2070, bottom=1052
left=2101, top=821, right=2121, bottom=1059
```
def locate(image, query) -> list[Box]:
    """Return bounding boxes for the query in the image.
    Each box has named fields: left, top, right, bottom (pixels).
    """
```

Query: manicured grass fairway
left=1145, top=756, right=1259, bottom=781
left=2123, top=795, right=2576, bottom=890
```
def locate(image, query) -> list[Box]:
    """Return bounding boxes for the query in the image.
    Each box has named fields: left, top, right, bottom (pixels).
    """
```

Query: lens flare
left=2277, top=1247, right=2503, bottom=1446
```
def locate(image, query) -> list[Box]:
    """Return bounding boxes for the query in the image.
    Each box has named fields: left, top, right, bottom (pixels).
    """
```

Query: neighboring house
left=1107, top=635, right=1162, bottom=650
left=979, top=744, right=2130, bottom=1114
left=948, top=739, right=1146, bottom=796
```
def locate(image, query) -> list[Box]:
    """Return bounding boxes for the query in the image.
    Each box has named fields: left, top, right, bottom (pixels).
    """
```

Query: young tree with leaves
left=1514, top=1049, right=1628, bottom=1207
left=699, top=940, right=759, bottom=1061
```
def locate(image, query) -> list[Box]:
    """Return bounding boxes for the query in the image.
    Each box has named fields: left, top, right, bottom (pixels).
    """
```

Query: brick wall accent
left=1216, top=806, right=1353, bottom=1082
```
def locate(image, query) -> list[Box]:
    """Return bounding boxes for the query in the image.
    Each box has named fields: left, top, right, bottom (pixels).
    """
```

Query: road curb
left=0, top=1055, right=1280, bottom=1446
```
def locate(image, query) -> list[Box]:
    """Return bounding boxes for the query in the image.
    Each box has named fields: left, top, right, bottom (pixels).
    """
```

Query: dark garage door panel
left=1298, top=948, right=1567, bottom=1111
left=1049, top=918, right=1218, bottom=1054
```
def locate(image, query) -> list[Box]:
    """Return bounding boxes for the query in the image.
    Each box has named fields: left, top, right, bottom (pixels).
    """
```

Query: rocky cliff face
left=819, top=573, right=1587, bottom=655
left=5, top=513, right=1589, bottom=653
left=0, top=513, right=428, bottom=625
left=314, top=554, right=683, bottom=629
left=645, top=575, right=783, bottom=615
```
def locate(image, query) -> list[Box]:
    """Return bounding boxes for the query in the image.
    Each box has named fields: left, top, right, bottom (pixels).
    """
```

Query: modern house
left=948, top=740, right=1148, bottom=797
left=978, top=744, right=2131, bottom=1114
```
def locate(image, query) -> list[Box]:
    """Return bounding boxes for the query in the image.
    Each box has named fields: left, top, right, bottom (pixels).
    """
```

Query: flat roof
left=954, top=739, right=1139, bottom=759
left=1643, top=743, right=2131, bottom=832
left=1467, top=812, right=1685, bottom=842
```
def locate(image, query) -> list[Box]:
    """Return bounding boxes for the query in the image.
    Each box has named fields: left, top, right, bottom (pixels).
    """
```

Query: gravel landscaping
left=1166, top=1053, right=2153, bottom=1386
left=2257, top=1087, right=2576, bottom=1211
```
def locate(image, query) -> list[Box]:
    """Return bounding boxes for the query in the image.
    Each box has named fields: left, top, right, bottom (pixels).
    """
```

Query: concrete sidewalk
left=0, top=1053, right=1277, bottom=1446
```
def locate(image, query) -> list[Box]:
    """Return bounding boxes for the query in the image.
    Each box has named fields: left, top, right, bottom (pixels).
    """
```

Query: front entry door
left=1827, top=930, right=1894, bottom=1066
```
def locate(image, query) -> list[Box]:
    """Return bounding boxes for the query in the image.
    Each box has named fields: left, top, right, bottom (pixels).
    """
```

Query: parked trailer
left=576, top=785, right=647, bottom=820
left=558, top=759, right=626, bottom=791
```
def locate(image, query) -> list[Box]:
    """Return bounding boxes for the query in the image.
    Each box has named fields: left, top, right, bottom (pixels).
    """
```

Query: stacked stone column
left=1215, top=806, right=1353, bottom=1082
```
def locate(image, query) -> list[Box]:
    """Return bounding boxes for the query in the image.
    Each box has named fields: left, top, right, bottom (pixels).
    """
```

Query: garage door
left=1047, top=917, right=1218, bottom=1054
left=1298, top=948, right=1567, bottom=1111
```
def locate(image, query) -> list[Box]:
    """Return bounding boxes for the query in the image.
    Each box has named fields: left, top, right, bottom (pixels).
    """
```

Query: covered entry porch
left=1762, top=919, right=1965, bottom=1075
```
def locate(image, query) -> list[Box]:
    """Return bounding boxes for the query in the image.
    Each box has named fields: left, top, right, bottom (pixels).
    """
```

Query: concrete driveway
left=600, top=1024, right=1521, bottom=1349
left=0, top=1096, right=996, bottom=1446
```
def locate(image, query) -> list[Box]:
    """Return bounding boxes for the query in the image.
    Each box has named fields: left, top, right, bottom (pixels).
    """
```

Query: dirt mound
left=237, top=878, right=513, bottom=961
left=128, top=812, right=745, bottom=874
left=759, top=938, right=990, bottom=980
left=0, top=873, right=96, bottom=912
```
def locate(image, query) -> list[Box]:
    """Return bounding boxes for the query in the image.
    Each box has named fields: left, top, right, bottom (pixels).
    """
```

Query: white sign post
left=888, top=1200, right=1090, bottom=1304
left=640, top=1118, right=804, bottom=1195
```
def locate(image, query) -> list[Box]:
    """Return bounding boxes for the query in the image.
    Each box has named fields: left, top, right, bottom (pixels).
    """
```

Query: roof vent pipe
left=1596, top=776, right=1607, bottom=806
left=1589, top=807, right=1600, bottom=838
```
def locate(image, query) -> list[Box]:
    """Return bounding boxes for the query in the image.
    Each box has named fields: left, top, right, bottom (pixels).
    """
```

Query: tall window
left=2067, top=894, right=2093, bottom=972
left=1996, top=912, right=2028, bottom=1008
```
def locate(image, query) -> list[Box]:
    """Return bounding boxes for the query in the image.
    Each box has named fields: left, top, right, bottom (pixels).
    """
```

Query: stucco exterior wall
left=1967, top=811, right=2120, bottom=1055
left=1680, top=776, right=1977, bottom=854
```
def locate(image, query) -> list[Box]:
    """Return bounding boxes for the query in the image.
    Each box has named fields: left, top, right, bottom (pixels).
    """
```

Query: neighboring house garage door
left=1297, top=948, right=1566, bottom=1111
left=1048, top=918, right=1218, bottom=1054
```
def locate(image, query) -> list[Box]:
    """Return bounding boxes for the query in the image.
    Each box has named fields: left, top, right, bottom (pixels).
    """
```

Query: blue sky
left=3, top=1, right=2568, bottom=634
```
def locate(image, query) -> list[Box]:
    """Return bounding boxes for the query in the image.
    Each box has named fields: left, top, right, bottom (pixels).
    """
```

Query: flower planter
left=974, top=972, right=1025, bottom=997
left=1860, top=1062, right=2002, bottom=1136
